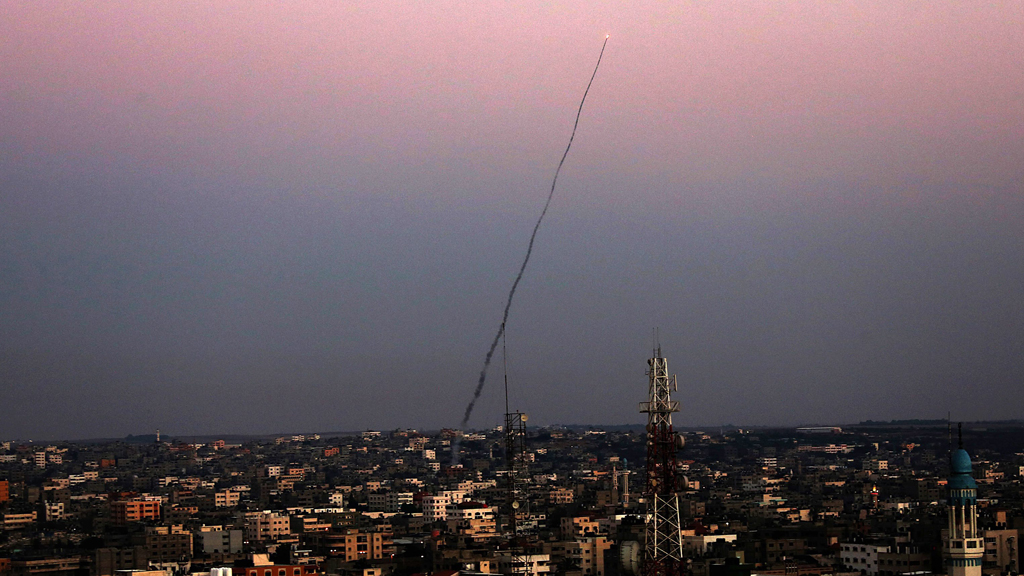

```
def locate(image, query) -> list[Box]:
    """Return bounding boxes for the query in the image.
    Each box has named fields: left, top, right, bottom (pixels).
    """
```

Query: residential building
left=840, top=543, right=889, bottom=576
left=245, top=512, right=292, bottom=542
left=2, top=512, right=38, bottom=531
left=143, top=524, right=193, bottom=562
left=199, top=526, right=244, bottom=555
left=111, top=497, right=161, bottom=526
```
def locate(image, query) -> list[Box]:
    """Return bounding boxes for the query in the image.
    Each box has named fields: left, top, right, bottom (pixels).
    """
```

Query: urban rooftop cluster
left=1, top=421, right=1023, bottom=576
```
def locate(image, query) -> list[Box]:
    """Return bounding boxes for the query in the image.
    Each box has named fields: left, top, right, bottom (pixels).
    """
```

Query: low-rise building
left=840, top=543, right=889, bottom=576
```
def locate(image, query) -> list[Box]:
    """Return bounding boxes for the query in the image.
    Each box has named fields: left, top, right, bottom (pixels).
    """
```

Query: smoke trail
left=457, top=36, right=609, bottom=439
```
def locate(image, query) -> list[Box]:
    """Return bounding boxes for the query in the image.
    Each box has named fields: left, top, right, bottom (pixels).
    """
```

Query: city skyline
left=2, top=2, right=1023, bottom=440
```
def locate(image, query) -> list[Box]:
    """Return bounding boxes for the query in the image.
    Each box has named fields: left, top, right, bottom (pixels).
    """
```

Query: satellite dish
left=521, top=414, right=529, bottom=422
left=512, top=501, right=520, bottom=509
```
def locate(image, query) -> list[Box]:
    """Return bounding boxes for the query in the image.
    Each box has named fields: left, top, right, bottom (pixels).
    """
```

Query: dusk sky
left=2, top=2, right=1023, bottom=440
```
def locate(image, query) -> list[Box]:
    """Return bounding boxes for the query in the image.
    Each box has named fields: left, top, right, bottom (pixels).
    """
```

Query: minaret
left=945, top=424, right=982, bottom=576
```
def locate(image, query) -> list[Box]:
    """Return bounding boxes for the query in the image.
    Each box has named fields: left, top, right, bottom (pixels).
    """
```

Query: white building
left=840, top=543, right=889, bottom=575
left=447, top=504, right=495, bottom=522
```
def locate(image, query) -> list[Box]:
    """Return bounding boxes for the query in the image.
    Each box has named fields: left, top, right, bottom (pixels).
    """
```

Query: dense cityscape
left=2, top=8, right=1022, bottom=576
left=2, top=410, right=1022, bottom=576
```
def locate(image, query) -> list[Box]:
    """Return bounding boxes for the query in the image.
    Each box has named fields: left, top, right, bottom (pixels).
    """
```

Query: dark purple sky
left=2, top=2, right=1023, bottom=440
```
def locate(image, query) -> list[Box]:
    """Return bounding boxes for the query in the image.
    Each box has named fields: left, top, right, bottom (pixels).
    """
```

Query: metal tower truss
left=504, top=410, right=530, bottom=576
left=639, top=350, right=685, bottom=576
left=644, top=494, right=684, bottom=575
left=505, top=410, right=530, bottom=529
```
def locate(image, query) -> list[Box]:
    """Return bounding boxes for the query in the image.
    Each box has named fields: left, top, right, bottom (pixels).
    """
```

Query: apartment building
left=110, top=497, right=162, bottom=526
left=561, top=516, right=601, bottom=540
left=2, top=512, right=37, bottom=531
left=567, top=537, right=612, bottom=576
left=245, top=512, right=292, bottom=542
left=311, top=529, right=385, bottom=562
left=199, top=526, right=244, bottom=555
left=144, top=524, right=193, bottom=562
left=215, top=490, right=241, bottom=508
left=841, top=543, right=890, bottom=576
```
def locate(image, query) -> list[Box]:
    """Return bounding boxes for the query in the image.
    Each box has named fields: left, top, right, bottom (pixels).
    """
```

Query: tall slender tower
left=639, top=346, right=684, bottom=576
left=502, top=325, right=529, bottom=576
left=505, top=410, right=529, bottom=531
left=946, top=425, right=982, bottom=576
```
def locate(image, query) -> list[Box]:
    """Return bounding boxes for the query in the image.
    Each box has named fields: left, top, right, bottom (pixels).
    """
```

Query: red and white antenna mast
left=639, top=337, right=685, bottom=576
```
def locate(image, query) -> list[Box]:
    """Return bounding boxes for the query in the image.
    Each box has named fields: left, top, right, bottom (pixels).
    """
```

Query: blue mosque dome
left=951, top=448, right=972, bottom=474
left=948, top=447, right=977, bottom=491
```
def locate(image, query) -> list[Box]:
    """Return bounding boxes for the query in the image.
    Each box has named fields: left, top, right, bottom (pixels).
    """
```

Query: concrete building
left=44, top=501, right=66, bottom=522
left=684, top=535, right=738, bottom=556
left=367, top=490, right=412, bottom=513
left=561, top=516, right=601, bottom=540
left=2, top=512, right=38, bottom=531
left=9, top=556, right=84, bottom=576
left=877, top=542, right=929, bottom=576
left=422, top=491, right=466, bottom=523
left=310, top=529, right=385, bottom=562
left=566, top=537, right=612, bottom=576
left=982, top=529, right=1019, bottom=576
left=548, top=488, right=574, bottom=504
left=199, top=526, right=244, bottom=555
left=245, top=512, right=292, bottom=542
left=215, top=490, right=241, bottom=508
left=840, top=543, right=889, bottom=575
left=447, top=503, right=497, bottom=540
left=111, top=497, right=162, bottom=526
left=144, top=524, right=193, bottom=562
left=863, top=459, right=889, bottom=472
left=383, top=492, right=413, bottom=512
left=93, top=546, right=149, bottom=576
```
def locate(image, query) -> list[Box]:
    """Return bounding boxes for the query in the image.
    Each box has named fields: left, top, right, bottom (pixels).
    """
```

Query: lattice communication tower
left=502, top=324, right=530, bottom=576
left=639, top=346, right=685, bottom=576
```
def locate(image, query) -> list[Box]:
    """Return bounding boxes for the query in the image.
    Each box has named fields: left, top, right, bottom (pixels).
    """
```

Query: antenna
left=502, top=322, right=529, bottom=575
left=639, top=346, right=683, bottom=576
left=947, top=413, right=952, bottom=470
left=503, top=323, right=509, bottom=417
